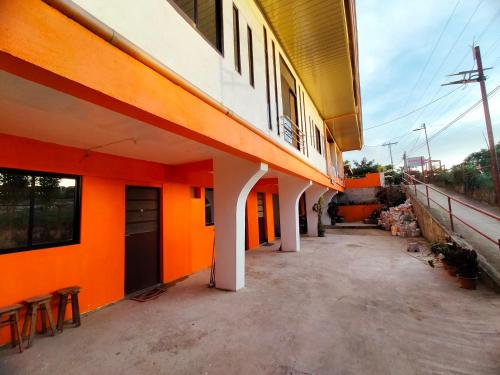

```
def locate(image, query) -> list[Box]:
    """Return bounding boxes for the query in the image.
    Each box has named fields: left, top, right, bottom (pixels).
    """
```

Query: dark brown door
left=125, top=186, right=160, bottom=295
left=257, top=192, right=267, bottom=244
left=299, top=193, right=308, bottom=234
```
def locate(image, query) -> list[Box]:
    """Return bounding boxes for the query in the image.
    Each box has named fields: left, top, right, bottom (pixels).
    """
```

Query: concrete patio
left=1, top=229, right=500, bottom=375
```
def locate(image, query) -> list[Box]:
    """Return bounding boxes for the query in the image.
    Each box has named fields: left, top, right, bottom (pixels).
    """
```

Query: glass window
left=233, top=5, right=241, bottom=73
left=171, top=0, right=223, bottom=53
left=173, top=0, right=195, bottom=20
left=0, top=169, right=81, bottom=253
left=0, top=172, right=31, bottom=250
left=280, top=56, right=300, bottom=150
left=247, top=26, right=254, bottom=87
left=264, top=27, right=271, bottom=129
left=315, top=126, right=322, bottom=154
left=198, top=0, right=220, bottom=50
left=205, top=188, right=214, bottom=226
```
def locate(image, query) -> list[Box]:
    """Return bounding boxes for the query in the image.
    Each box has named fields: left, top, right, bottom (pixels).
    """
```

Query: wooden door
left=125, top=187, right=160, bottom=295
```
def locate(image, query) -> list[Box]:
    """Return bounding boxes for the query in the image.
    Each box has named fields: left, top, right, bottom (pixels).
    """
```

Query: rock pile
left=378, top=200, right=420, bottom=237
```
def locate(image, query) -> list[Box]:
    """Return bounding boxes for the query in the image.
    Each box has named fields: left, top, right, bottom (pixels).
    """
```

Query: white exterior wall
left=72, top=0, right=329, bottom=173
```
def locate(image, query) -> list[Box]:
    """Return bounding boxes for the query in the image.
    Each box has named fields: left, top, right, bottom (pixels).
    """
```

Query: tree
left=344, top=160, right=352, bottom=176
left=462, top=142, right=500, bottom=174
left=349, top=157, right=381, bottom=176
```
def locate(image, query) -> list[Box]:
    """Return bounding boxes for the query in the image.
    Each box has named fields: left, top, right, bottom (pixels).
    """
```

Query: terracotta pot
left=458, top=275, right=478, bottom=290
left=447, top=266, right=458, bottom=277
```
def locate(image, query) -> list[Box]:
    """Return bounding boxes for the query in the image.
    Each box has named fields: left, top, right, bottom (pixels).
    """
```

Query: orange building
left=0, top=0, right=362, bottom=343
left=338, top=173, right=384, bottom=222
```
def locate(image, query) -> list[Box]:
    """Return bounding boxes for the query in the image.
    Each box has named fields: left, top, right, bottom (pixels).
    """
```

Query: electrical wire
left=451, top=7, right=500, bottom=71
left=364, top=87, right=462, bottom=131
left=407, top=133, right=422, bottom=155
left=484, top=35, right=500, bottom=57
left=397, top=0, right=461, bottom=116
left=427, top=84, right=500, bottom=142
left=411, top=83, right=500, bottom=152
left=407, top=0, right=483, bottom=129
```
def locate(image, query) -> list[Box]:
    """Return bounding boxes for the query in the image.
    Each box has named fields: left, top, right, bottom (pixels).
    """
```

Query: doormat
left=131, top=287, right=168, bottom=302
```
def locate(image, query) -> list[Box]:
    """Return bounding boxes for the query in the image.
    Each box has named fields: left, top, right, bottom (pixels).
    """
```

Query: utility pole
left=442, top=45, right=500, bottom=207
left=382, top=142, right=398, bottom=170
left=413, top=123, right=432, bottom=179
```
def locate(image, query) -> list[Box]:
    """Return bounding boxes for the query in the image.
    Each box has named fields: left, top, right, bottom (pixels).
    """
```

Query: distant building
left=337, top=173, right=384, bottom=222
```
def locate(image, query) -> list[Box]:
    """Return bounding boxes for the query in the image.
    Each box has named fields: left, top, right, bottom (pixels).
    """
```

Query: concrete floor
left=2, top=229, right=500, bottom=375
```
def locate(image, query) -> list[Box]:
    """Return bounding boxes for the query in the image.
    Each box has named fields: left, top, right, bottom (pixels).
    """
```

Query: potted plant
left=431, top=242, right=459, bottom=276
left=456, top=249, right=479, bottom=290
left=313, top=196, right=326, bottom=237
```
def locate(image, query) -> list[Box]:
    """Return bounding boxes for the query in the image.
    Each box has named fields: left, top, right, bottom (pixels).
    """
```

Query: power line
left=412, top=83, right=500, bottom=151
left=426, top=83, right=473, bottom=125
left=485, top=35, right=500, bottom=57
left=421, top=1, right=482, bottom=98
left=397, top=0, right=461, bottom=116
left=407, top=132, right=422, bottom=155
left=364, top=86, right=461, bottom=131
left=397, top=81, right=471, bottom=157
left=407, top=0, right=483, bottom=129
left=451, top=7, right=500, bottom=70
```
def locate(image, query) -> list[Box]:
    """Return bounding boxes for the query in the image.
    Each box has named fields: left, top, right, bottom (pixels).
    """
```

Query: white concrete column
left=321, top=190, right=337, bottom=226
left=278, top=174, right=312, bottom=252
left=306, top=185, right=329, bottom=237
left=213, top=155, right=268, bottom=291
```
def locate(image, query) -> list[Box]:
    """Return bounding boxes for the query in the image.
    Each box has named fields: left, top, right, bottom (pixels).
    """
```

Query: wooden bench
left=0, top=304, right=23, bottom=353
left=21, top=294, right=55, bottom=348
left=56, top=286, right=81, bottom=332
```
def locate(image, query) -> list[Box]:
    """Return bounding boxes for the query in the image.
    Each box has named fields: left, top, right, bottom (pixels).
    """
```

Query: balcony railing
left=279, top=115, right=304, bottom=152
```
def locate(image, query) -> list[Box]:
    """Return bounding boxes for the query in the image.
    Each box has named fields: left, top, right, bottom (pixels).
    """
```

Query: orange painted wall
left=245, top=181, right=278, bottom=250
left=0, top=134, right=214, bottom=344
left=162, top=183, right=214, bottom=282
left=345, top=173, right=382, bottom=189
left=246, top=192, right=260, bottom=250
left=338, top=204, right=382, bottom=222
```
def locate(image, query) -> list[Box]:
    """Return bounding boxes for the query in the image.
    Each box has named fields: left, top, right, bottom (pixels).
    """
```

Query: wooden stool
left=56, top=286, right=81, bottom=332
left=0, top=304, right=23, bottom=353
left=21, top=294, right=55, bottom=348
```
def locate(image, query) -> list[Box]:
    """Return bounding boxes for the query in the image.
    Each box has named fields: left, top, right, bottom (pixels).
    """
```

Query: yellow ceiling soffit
left=255, top=0, right=362, bottom=150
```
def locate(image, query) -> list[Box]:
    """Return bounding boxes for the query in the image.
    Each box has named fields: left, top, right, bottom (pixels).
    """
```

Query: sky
left=344, top=0, right=500, bottom=169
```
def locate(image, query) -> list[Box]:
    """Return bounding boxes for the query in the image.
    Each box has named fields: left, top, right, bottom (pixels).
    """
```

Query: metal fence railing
left=402, top=172, right=500, bottom=251
left=280, top=115, right=304, bottom=152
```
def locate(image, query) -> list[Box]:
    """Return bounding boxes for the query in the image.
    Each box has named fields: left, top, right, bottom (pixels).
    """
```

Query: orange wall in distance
left=264, top=192, right=275, bottom=242
left=246, top=181, right=278, bottom=249
left=246, top=192, right=259, bottom=250
left=345, top=173, right=382, bottom=189
left=338, top=204, right=382, bottom=222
